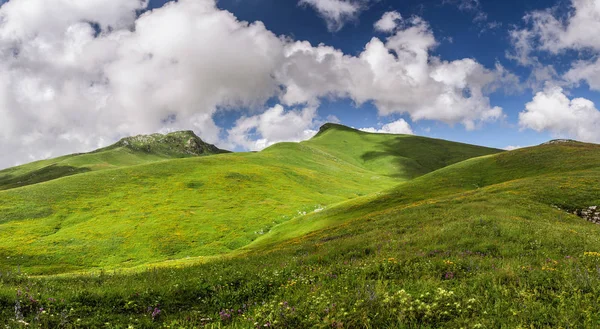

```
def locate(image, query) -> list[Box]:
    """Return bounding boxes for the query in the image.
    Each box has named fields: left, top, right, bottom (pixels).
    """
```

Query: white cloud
left=519, top=85, right=600, bottom=142
left=507, top=26, right=560, bottom=91
left=508, top=0, right=600, bottom=90
left=359, top=119, right=414, bottom=135
left=0, top=0, right=283, bottom=168
left=565, top=58, right=600, bottom=91
left=0, top=0, right=510, bottom=169
left=503, top=145, right=524, bottom=151
left=374, top=11, right=402, bottom=33
left=510, top=2, right=600, bottom=141
left=523, top=0, right=600, bottom=54
left=278, top=16, right=507, bottom=130
left=299, top=0, right=363, bottom=32
left=227, top=105, right=318, bottom=151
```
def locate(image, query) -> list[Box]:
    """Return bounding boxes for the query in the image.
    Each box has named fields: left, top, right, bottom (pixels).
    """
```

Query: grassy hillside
left=0, top=125, right=500, bottom=275
left=1, top=139, right=600, bottom=327
left=250, top=140, right=600, bottom=250
left=307, top=123, right=501, bottom=179
left=0, top=131, right=228, bottom=191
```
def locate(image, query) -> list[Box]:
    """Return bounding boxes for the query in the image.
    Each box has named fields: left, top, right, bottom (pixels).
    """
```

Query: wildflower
left=151, top=307, right=161, bottom=321
left=219, top=309, right=232, bottom=322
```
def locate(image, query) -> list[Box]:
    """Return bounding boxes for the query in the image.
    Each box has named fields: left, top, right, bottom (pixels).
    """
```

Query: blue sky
left=145, top=0, right=590, bottom=149
left=1, top=0, right=600, bottom=168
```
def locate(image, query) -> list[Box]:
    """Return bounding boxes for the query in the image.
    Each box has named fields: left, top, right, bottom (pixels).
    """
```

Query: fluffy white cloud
left=0, top=0, right=283, bottom=168
left=511, top=2, right=600, bottom=141
left=565, top=58, right=600, bottom=91
left=299, top=0, right=363, bottom=32
left=503, top=145, right=524, bottom=151
left=0, top=0, right=145, bottom=38
left=0, top=0, right=509, bottom=169
left=227, top=105, right=318, bottom=151
left=523, top=0, right=600, bottom=54
left=278, top=17, right=506, bottom=130
left=374, top=11, right=402, bottom=33
left=359, top=119, right=414, bottom=135
left=509, top=0, right=600, bottom=90
left=519, top=85, right=600, bottom=142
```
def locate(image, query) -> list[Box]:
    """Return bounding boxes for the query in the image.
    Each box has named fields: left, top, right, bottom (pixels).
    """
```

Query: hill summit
left=0, top=130, right=228, bottom=191
left=113, top=130, right=229, bottom=157
left=314, top=122, right=359, bottom=137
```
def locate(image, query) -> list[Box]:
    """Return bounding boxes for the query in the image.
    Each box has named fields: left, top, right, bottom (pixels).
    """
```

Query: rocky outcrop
left=114, top=131, right=229, bottom=157
left=572, top=206, right=600, bottom=224
left=542, top=139, right=579, bottom=145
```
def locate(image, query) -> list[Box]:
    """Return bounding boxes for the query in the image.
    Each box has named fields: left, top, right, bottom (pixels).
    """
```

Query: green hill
left=0, top=124, right=500, bottom=274
left=308, top=123, right=501, bottom=179
left=0, top=130, right=229, bottom=191
left=6, top=126, right=600, bottom=328
left=249, top=140, right=600, bottom=250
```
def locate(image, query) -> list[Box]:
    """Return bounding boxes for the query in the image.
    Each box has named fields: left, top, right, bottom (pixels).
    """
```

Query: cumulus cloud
left=509, top=0, right=600, bottom=89
left=227, top=105, right=318, bottom=151
left=359, top=119, right=414, bottom=135
left=0, top=0, right=283, bottom=168
left=522, top=0, right=600, bottom=54
left=503, top=145, right=524, bottom=151
left=374, top=11, right=402, bottom=33
left=519, top=85, right=600, bottom=142
left=565, top=58, right=600, bottom=91
left=299, top=0, right=363, bottom=32
left=0, top=0, right=509, bottom=169
left=278, top=16, right=507, bottom=130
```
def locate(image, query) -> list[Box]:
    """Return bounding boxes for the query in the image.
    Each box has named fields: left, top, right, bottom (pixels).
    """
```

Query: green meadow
left=1, top=124, right=600, bottom=328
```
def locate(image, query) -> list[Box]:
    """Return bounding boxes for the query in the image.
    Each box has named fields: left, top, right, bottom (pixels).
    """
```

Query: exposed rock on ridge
left=573, top=206, right=600, bottom=225
left=115, top=131, right=229, bottom=157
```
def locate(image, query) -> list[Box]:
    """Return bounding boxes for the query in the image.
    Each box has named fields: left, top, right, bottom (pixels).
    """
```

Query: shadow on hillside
left=360, top=135, right=496, bottom=180
left=0, top=165, right=92, bottom=191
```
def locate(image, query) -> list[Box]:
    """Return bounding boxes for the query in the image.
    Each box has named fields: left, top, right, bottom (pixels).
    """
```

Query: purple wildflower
left=151, top=307, right=161, bottom=321
left=219, top=309, right=232, bottom=322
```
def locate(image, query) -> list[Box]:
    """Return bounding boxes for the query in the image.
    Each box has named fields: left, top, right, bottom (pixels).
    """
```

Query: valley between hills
left=2, top=123, right=600, bottom=328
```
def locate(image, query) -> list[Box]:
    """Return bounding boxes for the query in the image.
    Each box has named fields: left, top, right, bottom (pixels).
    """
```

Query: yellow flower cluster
left=444, top=260, right=454, bottom=265
left=584, top=251, right=600, bottom=257
left=541, top=266, right=557, bottom=272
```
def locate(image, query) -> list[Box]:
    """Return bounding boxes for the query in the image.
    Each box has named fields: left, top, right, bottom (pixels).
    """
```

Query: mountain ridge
left=0, top=124, right=501, bottom=274
left=0, top=130, right=227, bottom=191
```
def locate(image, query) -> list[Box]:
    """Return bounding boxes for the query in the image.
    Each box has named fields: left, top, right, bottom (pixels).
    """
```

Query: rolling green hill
left=0, top=124, right=501, bottom=275
left=4, top=126, right=600, bottom=328
left=0, top=130, right=229, bottom=191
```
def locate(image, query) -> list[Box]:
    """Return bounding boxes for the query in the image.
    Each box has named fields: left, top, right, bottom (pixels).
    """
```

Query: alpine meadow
left=4, top=0, right=600, bottom=328
left=2, top=123, right=600, bottom=328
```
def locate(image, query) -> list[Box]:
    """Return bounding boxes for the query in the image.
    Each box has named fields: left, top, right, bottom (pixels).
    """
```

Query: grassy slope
left=250, top=141, right=600, bottom=250
left=0, top=131, right=228, bottom=191
left=0, top=126, right=500, bottom=275
left=307, top=123, right=501, bottom=179
left=1, top=141, right=600, bottom=327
